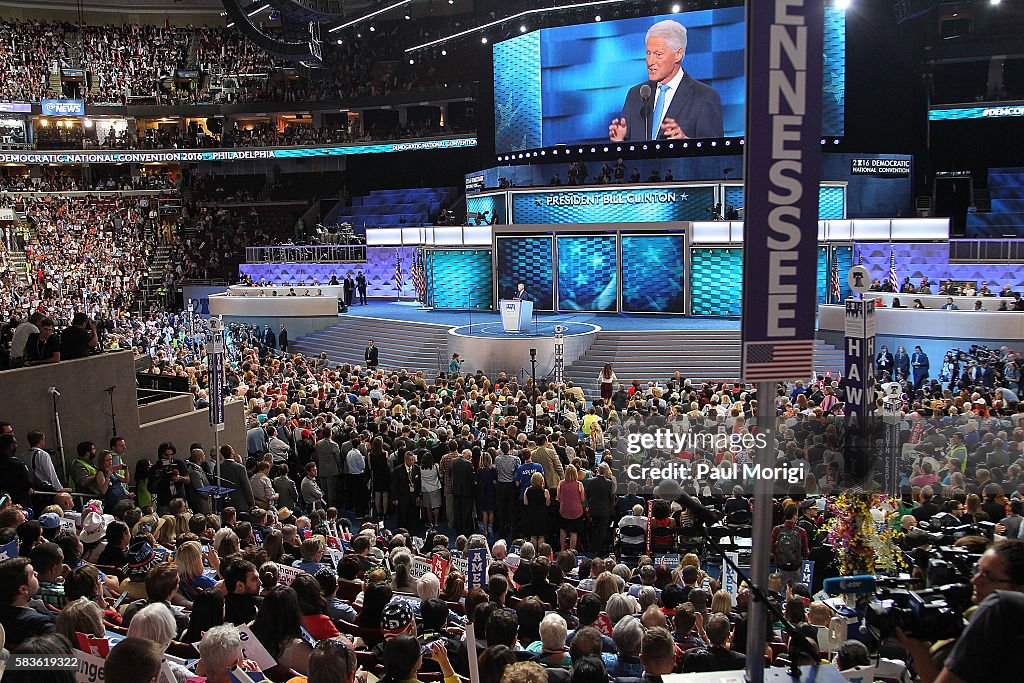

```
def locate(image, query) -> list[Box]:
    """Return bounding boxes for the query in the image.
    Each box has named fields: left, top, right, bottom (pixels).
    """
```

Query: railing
left=245, top=244, right=366, bottom=264
left=949, top=239, right=1024, bottom=262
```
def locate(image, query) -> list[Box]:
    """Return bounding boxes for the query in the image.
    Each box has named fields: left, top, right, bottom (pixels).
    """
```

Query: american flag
left=394, top=253, right=404, bottom=293
left=412, top=249, right=428, bottom=304
left=829, top=258, right=841, bottom=303
left=743, top=340, right=815, bottom=382
left=888, top=249, right=898, bottom=291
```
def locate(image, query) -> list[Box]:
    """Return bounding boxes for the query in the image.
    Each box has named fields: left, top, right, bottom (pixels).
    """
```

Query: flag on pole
left=829, top=257, right=841, bottom=303
left=888, top=249, right=898, bottom=292
left=394, top=253, right=404, bottom=293
left=412, top=249, right=428, bottom=304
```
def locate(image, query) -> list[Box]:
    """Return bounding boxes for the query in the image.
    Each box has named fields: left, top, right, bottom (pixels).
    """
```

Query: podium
left=500, top=299, right=533, bottom=333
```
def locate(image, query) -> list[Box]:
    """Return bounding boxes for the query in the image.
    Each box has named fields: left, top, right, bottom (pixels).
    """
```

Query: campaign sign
left=722, top=552, right=739, bottom=597
left=74, top=648, right=105, bottom=683
left=800, top=560, right=815, bottom=587
left=467, top=548, right=488, bottom=589
left=237, top=624, right=278, bottom=671
left=431, top=553, right=450, bottom=581
left=412, top=556, right=432, bottom=579
left=276, top=563, right=304, bottom=586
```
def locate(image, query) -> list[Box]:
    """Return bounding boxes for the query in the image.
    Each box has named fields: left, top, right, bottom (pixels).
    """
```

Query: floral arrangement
left=823, top=492, right=906, bottom=576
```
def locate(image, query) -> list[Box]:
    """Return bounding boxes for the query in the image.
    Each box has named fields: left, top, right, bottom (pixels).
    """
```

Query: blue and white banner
left=843, top=299, right=876, bottom=417
left=740, top=0, right=824, bottom=383
left=41, top=99, right=85, bottom=116
left=929, top=103, right=1024, bottom=121
left=800, top=560, right=815, bottom=586
left=207, top=328, right=226, bottom=429
left=0, top=136, right=476, bottom=165
left=0, top=102, right=31, bottom=113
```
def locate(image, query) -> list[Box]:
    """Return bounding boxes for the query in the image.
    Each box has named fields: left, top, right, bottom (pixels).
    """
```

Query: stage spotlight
left=481, top=36, right=488, bottom=43
left=628, top=145, right=635, bottom=151
left=404, top=11, right=410, bottom=19
left=655, top=143, right=661, bottom=150
left=668, top=143, right=674, bottom=149
left=590, top=147, right=596, bottom=153
left=448, top=0, right=454, bottom=4
left=603, top=147, right=608, bottom=152
left=724, top=140, right=730, bottom=146
left=540, top=150, right=546, bottom=155
left=833, top=138, right=841, bottom=144
left=595, top=14, right=601, bottom=21
left=990, top=0, right=1001, bottom=5
left=520, top=24, right=527, bottom=32
left=642, top=144, right=648, bottom=150
left=696, top=141, right=702, bottom=147
left=336, top=39, right=343, bottom=44
left=682, top=142, right=688, bottom=148
left=441, top=49, right=447, bottom=55
left=740, top=138, right=745, bottom=145
left=578, top=148, right=583, bottom=153
left=409, top=58, right=415, bottom=64
left=710, top=141, right=717, bottom=146
left=820, top=138, right=826, bottom=144
left=357, top=32, right=362, bottom=37
left=369, top=25, right=376, bottom=31
left=671, top=4, right=681, bottom=12
left=553, top=149, right=558, bottom=155
left=835, top=0, right=851, bottom=9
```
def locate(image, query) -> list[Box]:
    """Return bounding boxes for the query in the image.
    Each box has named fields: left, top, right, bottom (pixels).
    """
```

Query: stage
left=336, top=300, right=741, bottom=331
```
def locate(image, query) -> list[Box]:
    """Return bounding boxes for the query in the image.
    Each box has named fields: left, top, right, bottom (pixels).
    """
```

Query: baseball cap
left=380, top=601, right=415, bottom=638
left=38, top=512, right=61, bottom=530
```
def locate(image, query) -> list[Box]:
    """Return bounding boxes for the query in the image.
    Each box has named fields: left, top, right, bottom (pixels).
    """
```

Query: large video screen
left=557, top=236, right=618, bottom=312
left=494, top=6, right=846, bottom=154
left=496, top=236, right=555, bottom=310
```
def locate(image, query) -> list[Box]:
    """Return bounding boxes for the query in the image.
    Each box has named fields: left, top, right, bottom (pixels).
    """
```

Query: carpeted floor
left=344, top=300, right=740, bottom=330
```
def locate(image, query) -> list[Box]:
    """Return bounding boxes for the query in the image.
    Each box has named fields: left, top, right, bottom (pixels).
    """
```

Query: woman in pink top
left=557, top=465, right=587, bottom=552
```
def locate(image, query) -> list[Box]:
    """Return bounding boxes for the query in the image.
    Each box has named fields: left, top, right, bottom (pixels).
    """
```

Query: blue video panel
left=621, top=235, right=687, bottom=313
left=427, top=250, right=493, bottom=309
left=496, top=236, right=554, bottom=310
left=557, top=236, right=618, bottom=312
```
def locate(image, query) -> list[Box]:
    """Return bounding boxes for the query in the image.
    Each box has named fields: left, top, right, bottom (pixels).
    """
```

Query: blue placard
left=0, top=539, right=17, bottom=560
left=800, top=560, right=815, bottom=586
left=467, top=548, right=487, bottom=589
left=41, top=99, right=85, bottom=116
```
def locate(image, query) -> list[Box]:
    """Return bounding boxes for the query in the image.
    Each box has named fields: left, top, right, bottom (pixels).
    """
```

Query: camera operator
left=897, top=538, right=1024, bottom=683
left=59, top=312, right=99, bottom=361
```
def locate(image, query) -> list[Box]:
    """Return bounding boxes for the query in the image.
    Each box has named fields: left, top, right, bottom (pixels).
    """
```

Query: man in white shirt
left=9, top=312, right=43, bottom=368
left=20, top=430, right=68, bottom=493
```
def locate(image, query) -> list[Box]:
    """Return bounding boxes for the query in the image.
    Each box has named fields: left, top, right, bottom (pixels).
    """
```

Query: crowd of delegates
left=0, top=403, right=1023, bottom=682
left=0, top=17, right=467, bottom=107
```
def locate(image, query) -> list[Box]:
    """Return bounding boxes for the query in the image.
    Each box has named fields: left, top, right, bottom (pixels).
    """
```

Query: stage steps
left=564, top=331, right=845, bottom=399
left=288, top=315, right=452, bottom=373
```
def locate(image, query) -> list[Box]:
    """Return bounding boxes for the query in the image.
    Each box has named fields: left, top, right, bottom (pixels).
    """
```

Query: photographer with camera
left=896, top=538, right=1024, bottom=683
left=59, top=311, right=99, bottom=361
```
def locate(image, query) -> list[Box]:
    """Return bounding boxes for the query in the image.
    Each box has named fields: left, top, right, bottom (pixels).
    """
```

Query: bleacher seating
left=966, top=167, right=1024, bottom=237
left=327, top=188, right=455, bottom=235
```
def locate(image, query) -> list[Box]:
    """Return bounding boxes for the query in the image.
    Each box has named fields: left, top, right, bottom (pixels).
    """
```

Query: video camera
left=864, top=582, right=972, bottom=641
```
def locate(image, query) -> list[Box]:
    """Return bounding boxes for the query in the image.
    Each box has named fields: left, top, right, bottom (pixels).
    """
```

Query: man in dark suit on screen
left=609, top=19, right=723, bottom=142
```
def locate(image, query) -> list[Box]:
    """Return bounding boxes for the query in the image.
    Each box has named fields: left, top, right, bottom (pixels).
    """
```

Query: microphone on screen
left=639, top=83, right=652, bottom=139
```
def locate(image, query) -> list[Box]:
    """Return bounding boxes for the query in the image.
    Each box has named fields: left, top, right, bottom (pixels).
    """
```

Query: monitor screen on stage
left=496, top=236, right=555, bottom=310
left=621, top=234, right=687, bottom=313
left=493, top=6, right=846, bottom=154
left=557, top=235, right=618, bottom=312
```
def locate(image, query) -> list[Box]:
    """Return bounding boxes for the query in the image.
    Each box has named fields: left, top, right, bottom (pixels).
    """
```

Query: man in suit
left=515, top=283, right=529, bottom=300
left=364, top=340, right=379, bottom=368
left=875, top=345, right=894, bottom=378
left=278, top=324, right=288, bottom=354
left=390, top=452, right=421, bottom=531
left=219, top=445, right=254, bottom=512
left=450, top=449, right=476, bottom=535
left=911, top=345, right=930, bottom=390
left=343, top=274, right=355, bottom=306
left=608, top=20, right=723, bottom=142
left=356, top=271, right=368, bottom=305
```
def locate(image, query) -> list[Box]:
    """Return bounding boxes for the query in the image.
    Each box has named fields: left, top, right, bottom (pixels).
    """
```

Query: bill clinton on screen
left=608, top=19, right=724, bottom=141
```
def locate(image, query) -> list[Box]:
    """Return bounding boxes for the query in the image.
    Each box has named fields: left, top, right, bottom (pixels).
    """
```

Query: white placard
left=276, top=563, right=304, bottom=587
left=60, top=517, right=77, bottom=533
left=74, top=648, right=106, bottom=683
left=411, top=557, right=432, bottom=579
left=237, top=624, right=278, bottom=671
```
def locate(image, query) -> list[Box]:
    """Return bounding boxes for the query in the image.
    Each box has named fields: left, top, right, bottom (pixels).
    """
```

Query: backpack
left=773, top=524, right=803, bottom=570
